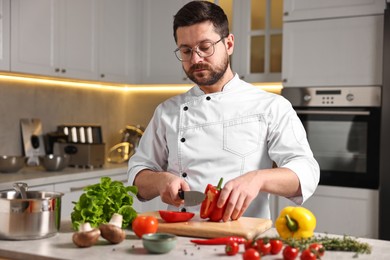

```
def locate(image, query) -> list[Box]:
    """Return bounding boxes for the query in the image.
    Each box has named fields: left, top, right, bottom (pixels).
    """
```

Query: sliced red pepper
left=200, top=178, right=227, bottom=222
left=158, top=210, right=195, bottom=223
left=190, top=236, right=247, bottom=245
left=200, top=178, right=224, bottom=220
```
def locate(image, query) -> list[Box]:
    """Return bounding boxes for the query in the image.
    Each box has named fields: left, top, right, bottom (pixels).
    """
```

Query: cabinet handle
left=55, top=68, right=60, bottom=73
left=284, top=12, right=289, bottom=16
left=100, top=74, right=105, bottom=78
left=61, top=69, right=66, bottom=73
left=282, top=78, right=287, bottom=83
left=69, top=186, right=87, bottom=192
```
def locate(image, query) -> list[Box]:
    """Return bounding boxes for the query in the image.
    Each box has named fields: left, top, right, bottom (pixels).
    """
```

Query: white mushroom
left=99, top=213, right=126, bottom=244
left=72, top=222, right=101, bottom=248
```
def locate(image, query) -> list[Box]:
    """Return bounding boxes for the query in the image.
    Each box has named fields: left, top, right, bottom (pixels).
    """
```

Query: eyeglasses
left=174, top=37, right=226, bottom=62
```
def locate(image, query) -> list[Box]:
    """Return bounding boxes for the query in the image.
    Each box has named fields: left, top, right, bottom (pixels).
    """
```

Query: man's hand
left=217, top=171, right=261, bottom=222
left=157, top=173, right=190, bottom=207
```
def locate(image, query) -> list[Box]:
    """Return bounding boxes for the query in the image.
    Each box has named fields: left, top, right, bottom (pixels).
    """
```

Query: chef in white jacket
left=128, top=1, right=320, bottom=221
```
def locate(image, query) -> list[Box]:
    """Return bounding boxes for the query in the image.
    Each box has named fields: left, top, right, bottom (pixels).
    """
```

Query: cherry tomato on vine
left=300, top=249, right=316, bottom=260
left=243, top=248, right=261, bottom=260
left=283, top=245, right=299, bottom=260
left=309, top=243, right=325, bottom=257
left=225, top=241, right=239, bottom=256
left=270, top=239, right=283, bottom=255
left=244, top=239, right=258, bottom=250
left=256, top=238, right=271, bottom=256
left=131, top=215, right=158, bottom=238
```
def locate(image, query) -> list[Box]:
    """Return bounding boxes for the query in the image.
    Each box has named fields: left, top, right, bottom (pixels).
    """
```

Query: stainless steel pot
left=0, top=188, right=63, bottom=240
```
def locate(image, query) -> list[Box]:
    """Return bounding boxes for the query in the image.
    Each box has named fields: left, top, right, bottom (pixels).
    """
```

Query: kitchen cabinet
left=96, top=0, right=138, bottom=83
left=0, top=0, right=10, bottom=71
left=11, top=0, right=97, bottom=81
left=54, top=173, right=128, bottom=221
left=282, top=14, right=383, bottom=87
left=284, top=0, right=386, bottom=22
left=137, top=0, right=190, bottom=84
left=231, top=0, right=283, bottom=82
left=272, top=185, right=379, bottom=238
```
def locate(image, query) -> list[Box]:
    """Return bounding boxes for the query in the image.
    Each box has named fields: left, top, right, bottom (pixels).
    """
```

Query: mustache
left=189, top=63, right=211, bottom=72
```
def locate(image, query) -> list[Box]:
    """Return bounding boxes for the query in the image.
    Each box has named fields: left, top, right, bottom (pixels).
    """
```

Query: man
left=128, top=1, right=319, bottom=222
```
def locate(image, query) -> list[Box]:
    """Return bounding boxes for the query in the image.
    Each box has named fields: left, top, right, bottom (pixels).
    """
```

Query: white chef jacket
left=128, top=74, right=320, bottom=219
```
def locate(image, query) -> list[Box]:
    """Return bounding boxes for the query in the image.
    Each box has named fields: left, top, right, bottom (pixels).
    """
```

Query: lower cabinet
left=271, top=185, right=379, bottom=238
left=54, top=173, right=128, bottom=221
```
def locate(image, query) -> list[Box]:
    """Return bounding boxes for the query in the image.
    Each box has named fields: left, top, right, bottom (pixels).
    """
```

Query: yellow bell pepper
left=275, top=206, right=316, bottom=239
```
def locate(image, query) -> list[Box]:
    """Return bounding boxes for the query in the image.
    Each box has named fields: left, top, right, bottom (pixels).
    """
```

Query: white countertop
left=0, top=220, right=389, bottom=260
left=0, top=163, right=128, bottom=191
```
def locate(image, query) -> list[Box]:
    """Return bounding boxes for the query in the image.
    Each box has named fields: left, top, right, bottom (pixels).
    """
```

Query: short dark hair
left=173, top=1, right=229, bottom=43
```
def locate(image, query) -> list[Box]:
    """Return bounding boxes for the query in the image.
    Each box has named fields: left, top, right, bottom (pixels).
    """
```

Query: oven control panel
left=282, top=86, right=381, bottom=107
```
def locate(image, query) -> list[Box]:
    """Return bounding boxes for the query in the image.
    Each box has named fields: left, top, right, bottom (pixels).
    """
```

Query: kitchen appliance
left=282, top=86, right=381, bottom=189
left=0, top=183, right=63, bottom=240
left=52, top=125, right=105, bottom=168
left=379, top=1, right=390, bottom=241
left=107, top=125, right=144, bottom=163
left=20, top=119, right=46, bottom=166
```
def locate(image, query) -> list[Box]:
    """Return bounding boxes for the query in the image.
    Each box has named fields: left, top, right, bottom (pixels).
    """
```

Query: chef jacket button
left=183, top=106, right=188, bottom=111
left=180, top=137, right=186, bottom=142
left=206, top=96, right=211, bottom=100
left=181, top=208, right=187, bottom=212
left=182, top=172, right=187, bottom=178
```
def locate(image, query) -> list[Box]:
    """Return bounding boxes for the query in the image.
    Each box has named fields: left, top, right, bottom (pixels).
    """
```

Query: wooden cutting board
left=140, top=211, right=273, bottom=240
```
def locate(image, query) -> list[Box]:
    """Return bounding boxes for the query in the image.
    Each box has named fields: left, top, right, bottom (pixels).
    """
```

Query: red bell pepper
left=200, top=178, right=226, bottom=222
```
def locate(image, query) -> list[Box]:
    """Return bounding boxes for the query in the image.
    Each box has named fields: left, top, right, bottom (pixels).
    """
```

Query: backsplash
left=0, top=80, right=176, bottom=156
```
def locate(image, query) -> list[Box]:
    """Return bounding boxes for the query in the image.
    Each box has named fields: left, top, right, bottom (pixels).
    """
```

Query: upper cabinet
left=284, top=0, right=386, bottom=21
left=11, top=0, right=97, bottom=80
left=282, top=0, right=385, bottom=87
left=0, top=0, right=10, bottom=71
left=137, top=0, right=191, bottom=84
left=96, top=0, right=138, bottom=83
left=231, top=0, right=283, bottom=82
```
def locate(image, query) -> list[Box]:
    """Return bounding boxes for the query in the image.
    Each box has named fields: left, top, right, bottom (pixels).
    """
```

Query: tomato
left=131, top=215, right=158, bottom=238
left=283, top=246, right=299, bottom=260
left=244, top=239, right=258, bottom=250
left=270, top=239, right=283, bottom=255
left=300, top=249, right=316, bottom=260
left=309, top=243, right=325, bottom=257
left=158, top=210, right=195, bottom=223
left=256, top=238, right=271, bottom=256
left=243, top=248, right=261, bottom=260
left=225, top=241, right=239, bottom=256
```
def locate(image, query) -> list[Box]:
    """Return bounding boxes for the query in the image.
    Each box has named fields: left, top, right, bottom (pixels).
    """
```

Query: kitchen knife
left=178, top=190, right=206, bottom=206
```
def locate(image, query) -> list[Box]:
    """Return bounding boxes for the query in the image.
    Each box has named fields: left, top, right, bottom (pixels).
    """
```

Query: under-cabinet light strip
left=0, top=73, right=282, bottom=93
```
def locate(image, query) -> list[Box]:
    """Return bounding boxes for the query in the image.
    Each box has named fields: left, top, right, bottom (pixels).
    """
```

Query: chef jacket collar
left=191, top=73, right=240, bottom=96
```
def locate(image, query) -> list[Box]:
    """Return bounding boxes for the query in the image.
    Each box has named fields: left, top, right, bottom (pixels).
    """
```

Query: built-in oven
left=282, top=86, right=381, bottom=189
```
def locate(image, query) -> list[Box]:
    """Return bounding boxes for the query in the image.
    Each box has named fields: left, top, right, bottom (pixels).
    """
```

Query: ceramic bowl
left=142, top=233, right=177, bottom=254
left=0, top=156, right=26, bottom=173
left=39, top=154, right=70, bottom=171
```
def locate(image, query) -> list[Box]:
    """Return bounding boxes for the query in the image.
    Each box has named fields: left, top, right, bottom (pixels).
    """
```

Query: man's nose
left=190, top=50, right=204, bottom=63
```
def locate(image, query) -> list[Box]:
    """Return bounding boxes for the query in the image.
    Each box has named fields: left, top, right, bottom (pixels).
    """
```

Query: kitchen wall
left=0, top=79, right=179, bottom=156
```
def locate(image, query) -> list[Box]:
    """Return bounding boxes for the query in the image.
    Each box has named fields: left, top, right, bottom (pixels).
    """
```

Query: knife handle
left=178, top=189, right=184, bottom=199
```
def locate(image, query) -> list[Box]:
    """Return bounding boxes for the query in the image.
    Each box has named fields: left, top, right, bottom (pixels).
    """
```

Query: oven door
left=296, top=108, right=380, bottom=189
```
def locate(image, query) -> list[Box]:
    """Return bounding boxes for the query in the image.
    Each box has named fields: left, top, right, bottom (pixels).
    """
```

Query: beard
left=183, top=55, right=229, bottom=86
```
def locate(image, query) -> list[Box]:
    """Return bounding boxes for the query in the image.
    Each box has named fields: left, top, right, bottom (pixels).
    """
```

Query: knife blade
left=178, top=190, right=206, bottom=206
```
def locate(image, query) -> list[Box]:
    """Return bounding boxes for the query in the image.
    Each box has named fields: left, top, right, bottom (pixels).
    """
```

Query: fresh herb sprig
left=71, top=177, right=138, bottom=230
left=283, top=234, right=372, bottom=257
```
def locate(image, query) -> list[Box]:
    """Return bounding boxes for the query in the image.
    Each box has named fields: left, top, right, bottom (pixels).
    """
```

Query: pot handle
left=13, top=182, right=29, bottom=199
